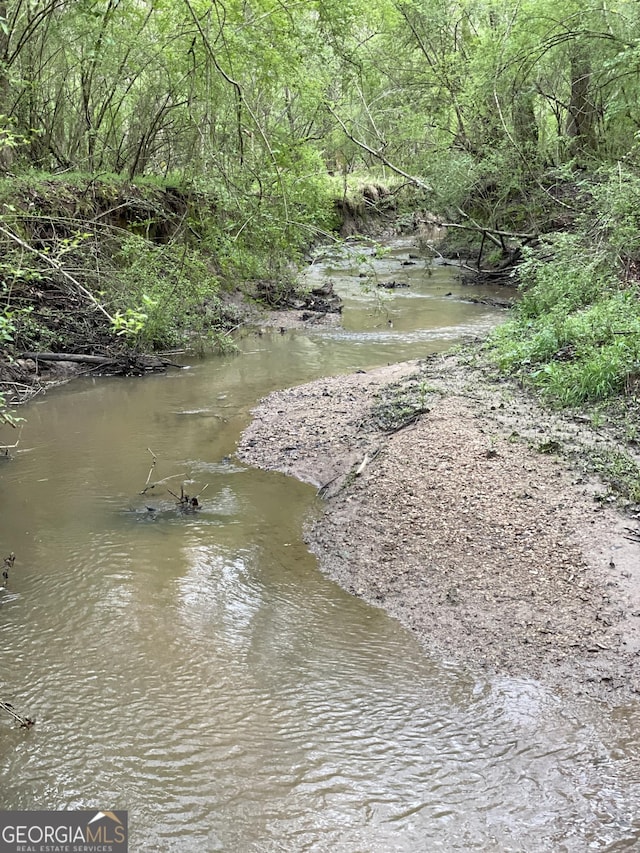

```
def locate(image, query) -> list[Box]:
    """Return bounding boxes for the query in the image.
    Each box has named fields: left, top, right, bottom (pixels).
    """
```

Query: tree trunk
left=0, top=0, right=13, bottom=172
left=512, top=91, right=539, bottom=153
left=565, top=47, right=595, bottom=154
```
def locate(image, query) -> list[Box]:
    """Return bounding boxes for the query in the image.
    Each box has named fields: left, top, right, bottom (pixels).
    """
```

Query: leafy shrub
left=488, top=167, right=640, bottom=405
left=109, top=235, right=223, bottom=350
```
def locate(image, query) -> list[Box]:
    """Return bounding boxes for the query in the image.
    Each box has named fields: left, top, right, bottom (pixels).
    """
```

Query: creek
left=0, top=238, right=638, bottom=851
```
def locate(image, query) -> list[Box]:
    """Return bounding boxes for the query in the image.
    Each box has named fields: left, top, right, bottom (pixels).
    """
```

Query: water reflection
left=0, top=238, right=638, bottom=851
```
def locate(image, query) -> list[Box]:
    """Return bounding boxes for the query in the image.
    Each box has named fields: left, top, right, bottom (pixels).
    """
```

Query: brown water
left=1, top=239, right=639, bottom=851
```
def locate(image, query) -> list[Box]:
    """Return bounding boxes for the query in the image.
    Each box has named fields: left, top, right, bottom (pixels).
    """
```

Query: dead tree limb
left=19, top=352, right=117, bottom=364
left=2, top=552, right=15, bottom=586
left=138, top=448, right=190, bottom=497
left=0, top=700, right=35, bottom=728
left=142, top=448, right=157, bottom=491
left=139, top=472, right=186, bottom=495
left=437, top=219, right=538, bottom=242
left=168, top=484, right=202, bottom=509
left=327, top=105, right=432, bottom=192
left=0, top=224, right=114, bottom=321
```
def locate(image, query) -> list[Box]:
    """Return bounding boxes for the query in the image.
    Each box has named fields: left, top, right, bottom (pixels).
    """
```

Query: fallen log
left=19, top=352, right=183, bottom=374
left=20, top=352, right=116, bottom=364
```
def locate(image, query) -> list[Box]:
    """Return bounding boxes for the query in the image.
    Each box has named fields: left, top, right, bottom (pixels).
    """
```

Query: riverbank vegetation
left=488, top=167, right=640, bottom=405
left=2, top=0, right=640, bottom=423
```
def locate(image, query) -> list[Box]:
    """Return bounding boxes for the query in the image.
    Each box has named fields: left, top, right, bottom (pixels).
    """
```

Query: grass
left=487, top=173, right=640, bottom=407
left=591, top=448, right=640, bottom=503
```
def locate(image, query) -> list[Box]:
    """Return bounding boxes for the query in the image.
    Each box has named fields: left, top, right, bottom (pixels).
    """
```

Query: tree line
left=3, top=0, right=640, bottom=422
left=0, top=0, right=637, bottom=213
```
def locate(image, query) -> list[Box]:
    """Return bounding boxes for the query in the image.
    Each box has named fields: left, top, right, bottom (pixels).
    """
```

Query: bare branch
left=327, top=104, right=432, bottom=192
left=0, top=224, right=114, bottom=321
left=436, top=220, right=538, bottom=241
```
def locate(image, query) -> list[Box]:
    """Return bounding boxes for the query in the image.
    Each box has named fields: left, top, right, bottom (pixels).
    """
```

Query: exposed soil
left=0, top=284, right=341, bottom=411
left=238, top=351, right=640, bottom=704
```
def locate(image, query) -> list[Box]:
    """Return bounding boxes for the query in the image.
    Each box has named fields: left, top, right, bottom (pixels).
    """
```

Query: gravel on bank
left=237, top=350, right=640, bottom=703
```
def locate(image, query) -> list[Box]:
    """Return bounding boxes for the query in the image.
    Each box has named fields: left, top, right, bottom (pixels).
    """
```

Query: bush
left=108, top=235, right=224, bottom=350
left=488, top=167, right=640, bottom=406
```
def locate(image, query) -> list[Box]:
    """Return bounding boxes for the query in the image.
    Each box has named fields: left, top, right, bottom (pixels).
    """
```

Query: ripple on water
left=1, top=240, right=638, bottom=851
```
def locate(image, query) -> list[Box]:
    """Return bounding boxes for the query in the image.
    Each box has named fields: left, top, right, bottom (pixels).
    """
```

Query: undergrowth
left=487, top=165, right=640, bottom=407
left=590, top=448, right=640, bottom=504
left=0, top=168, right=343, bottom=355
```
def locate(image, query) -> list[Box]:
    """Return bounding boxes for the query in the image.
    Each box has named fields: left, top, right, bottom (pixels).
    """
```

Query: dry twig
left=0, top=700, right=35, bottom=728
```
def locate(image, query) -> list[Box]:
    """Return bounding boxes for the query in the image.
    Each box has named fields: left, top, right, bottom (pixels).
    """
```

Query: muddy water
left=0, top=239, right=639, bottom=851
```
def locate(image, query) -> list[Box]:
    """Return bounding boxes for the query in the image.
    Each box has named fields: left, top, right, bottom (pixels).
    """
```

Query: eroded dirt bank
left=237, top=351, right=640, bottom=703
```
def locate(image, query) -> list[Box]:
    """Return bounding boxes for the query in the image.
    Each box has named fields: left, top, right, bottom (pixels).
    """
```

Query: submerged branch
left=0, top=700, right=35, bottom=728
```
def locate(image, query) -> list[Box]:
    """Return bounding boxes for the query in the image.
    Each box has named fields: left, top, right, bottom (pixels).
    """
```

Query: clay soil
left=238, top=351, right=640, bottom=704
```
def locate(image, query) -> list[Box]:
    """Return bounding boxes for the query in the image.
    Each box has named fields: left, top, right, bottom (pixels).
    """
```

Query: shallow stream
left=1, top=239, right=638, bottom=851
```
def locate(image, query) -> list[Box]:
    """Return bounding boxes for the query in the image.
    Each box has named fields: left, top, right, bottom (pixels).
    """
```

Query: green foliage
left=0, top=399, right=21, bottom=428
left=110, top=235, right=223, bottom=350
left=489, top=167, right=640, bottom=405
left=516, top=234, right=614, bottom=319
left=591, top=448, right=640, bottom=503
left=188, top=154, right=338, bottom=285
left=111, top=300, right=154, bottom=341
left=585, top=167, right=640, bottom=261
left=0, top=0, right=639, bottom=205
left=0, top=299, right=20, bottom=428
left=5, top=0, right=640, bottom=378
left=491, top=290, right=640, bottom=406
left=0, top=304, right=15, bottom=344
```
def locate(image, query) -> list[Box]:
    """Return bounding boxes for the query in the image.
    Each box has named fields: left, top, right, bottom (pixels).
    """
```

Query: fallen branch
left=19, top=352, right=183, bottom=374
left=139, top=472, right=186, bottom=496
left=385, top=409, right=428, bottom=434
left=20, top=352, right=117, bottom=365
left=327, top=105, right=432, bottom=192
left=2, top=552, right=14, bottom=585
left=1, top=425, right=24, bottom=453
left=0, top=223, right=114, bottom=321
left=167, top=483, right=207, bottom=509
left=142, top=448, right=157, bottom=491
left=317, top=474, right=339, bottom=498
left=430, top=219, right=538, bottom=243
left=0, top=700, right=35, bottom=728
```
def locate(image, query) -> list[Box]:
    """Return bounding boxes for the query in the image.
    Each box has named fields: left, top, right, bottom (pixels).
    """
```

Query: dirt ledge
left=237, top=350, right=640, bottom=705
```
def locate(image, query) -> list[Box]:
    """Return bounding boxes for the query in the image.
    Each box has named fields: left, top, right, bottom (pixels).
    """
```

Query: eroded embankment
left=237, top=352, right=640, bottom=704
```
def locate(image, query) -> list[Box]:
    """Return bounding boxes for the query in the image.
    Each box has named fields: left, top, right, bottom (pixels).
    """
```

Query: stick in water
left=2, top=552, right=15, bottom=586
left=0, top=701, right=35, bottom=728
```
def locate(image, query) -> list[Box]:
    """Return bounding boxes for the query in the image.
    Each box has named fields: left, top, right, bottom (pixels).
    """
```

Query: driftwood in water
left=137, top=448, right=207, bottom=513
left=378, top=280, right=409, bottom=289
left=255, top=279, right=342, bottom=314
left=458, top=295, right=515, bottom=308
left=2, top=552, right=14, bottom=586
left=167, top=483, right=208, bottom=510
left=139, top=448, right=187, bottom=495
left=0, top=700, right=35, bottom=728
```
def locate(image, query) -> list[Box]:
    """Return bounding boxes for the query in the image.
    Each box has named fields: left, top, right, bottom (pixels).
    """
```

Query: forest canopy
left=2, top=0, right=640, bottom=414
left=0, top=0, right=637, bottom=193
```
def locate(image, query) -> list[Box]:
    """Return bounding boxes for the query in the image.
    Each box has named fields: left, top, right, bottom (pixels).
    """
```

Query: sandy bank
left=237, top=351, right=640, bottom=703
